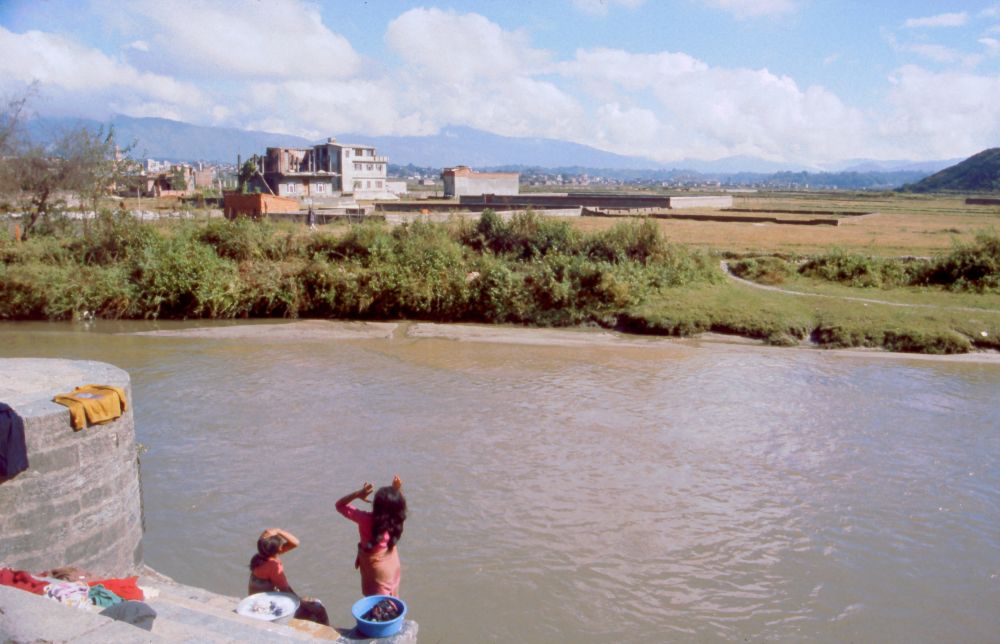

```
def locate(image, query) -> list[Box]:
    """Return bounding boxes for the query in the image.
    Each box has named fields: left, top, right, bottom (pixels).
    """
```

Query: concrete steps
left=0, top=570, right=417, bottom=643
left=137, top=568, right=417, bottom=643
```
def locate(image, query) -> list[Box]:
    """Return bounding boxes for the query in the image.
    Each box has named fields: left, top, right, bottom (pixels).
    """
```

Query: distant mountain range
left=901, top=148, right=1000, bottom=193
left=25, top=114, right=954, bottom=179
left=26, top=115, right=313, bottom=164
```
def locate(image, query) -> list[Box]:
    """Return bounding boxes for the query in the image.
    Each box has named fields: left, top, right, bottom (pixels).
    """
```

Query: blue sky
left=1, top=1, right=998, bottom=165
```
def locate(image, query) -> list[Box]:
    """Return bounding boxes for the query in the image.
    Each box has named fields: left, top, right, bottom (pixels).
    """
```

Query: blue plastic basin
left=351, top=595, right=407, bottom=638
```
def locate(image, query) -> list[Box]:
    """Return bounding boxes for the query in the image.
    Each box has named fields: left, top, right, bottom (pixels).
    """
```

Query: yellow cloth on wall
left=52, top=384, right=128, bottom=431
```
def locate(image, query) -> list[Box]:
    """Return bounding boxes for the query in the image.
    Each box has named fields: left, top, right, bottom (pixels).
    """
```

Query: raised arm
left=336, top=482, right=375, bottom=514
left=260, top=528, right=300, bottom=554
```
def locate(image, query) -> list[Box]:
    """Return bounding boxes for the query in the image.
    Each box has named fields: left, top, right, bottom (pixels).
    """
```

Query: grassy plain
left=574, top=191, right=1000, bottom=353
left=572, top=192, right=1000, bottom=256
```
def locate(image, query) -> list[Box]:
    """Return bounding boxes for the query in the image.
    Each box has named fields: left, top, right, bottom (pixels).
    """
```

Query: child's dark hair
left=249, top=535, right=283, bottom=571
left=369, top=486, right=407, bottom=551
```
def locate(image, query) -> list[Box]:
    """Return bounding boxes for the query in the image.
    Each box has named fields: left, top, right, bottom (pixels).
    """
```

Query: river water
left=2, top=320, right=998, bottom=642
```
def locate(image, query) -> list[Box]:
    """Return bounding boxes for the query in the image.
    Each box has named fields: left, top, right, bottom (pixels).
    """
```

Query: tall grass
left=0, top=211, right=719, bottom=323
left=732, top=231, right=1000, bottom=294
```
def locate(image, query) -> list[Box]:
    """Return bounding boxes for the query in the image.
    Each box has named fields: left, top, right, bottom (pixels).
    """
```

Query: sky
left=0, top=0, right=998, bottom=166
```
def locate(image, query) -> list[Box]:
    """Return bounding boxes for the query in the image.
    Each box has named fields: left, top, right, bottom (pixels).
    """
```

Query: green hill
left=901, top=148, right=1000, bottom=193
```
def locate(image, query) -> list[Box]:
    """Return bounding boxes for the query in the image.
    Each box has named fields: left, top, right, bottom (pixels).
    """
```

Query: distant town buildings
left=442, top=166, right=519, bottom=198
left=248, top=138, right=397, bottom=200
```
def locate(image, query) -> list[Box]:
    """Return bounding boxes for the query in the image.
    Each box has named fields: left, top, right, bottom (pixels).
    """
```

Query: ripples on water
left=1, top=322, right=998, bottom=643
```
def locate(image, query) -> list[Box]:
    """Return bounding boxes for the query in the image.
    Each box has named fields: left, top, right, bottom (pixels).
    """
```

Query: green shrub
left=730, top=257, right=794, bottom=285
left=800, top=249, right=918, bottom=288
left=196, top=218, right=290, bottom=262
left=923, top=231, right=1000, bottom=293
left=75, top=210, right=160, bottom=265
left=585, top=218, right=665, bottom=264
left=331, top=221, right=395, bottom=263
left=462, top=209, right=579, bottom=260
left=882, top=329, right=971, bottom=354
left=467, top=255, right=528, bottom=323
left=128, top=235, right=242, bottom=318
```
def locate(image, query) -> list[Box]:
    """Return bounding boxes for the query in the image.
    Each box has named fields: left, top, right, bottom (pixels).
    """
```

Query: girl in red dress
left=335, top=476, right=408, bottom=597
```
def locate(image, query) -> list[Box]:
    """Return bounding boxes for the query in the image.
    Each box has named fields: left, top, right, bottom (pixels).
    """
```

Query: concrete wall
left=667, top=195, right=733, bottom=209
left=462, top=193, right=671, bottom=208
left=223, top=192, right=300, bottom=218
left=0, top=359, right=143, bottom=576
left=461, top=194, right=733, bottom=210
left=445, top=175, right=519, bottom=198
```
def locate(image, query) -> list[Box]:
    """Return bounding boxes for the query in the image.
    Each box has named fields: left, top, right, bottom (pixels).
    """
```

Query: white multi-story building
left=252, top=138, right=392, bottom=200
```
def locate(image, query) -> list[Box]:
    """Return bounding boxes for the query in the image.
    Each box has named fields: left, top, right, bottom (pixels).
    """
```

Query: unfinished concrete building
left=249, top=138, right=392, bottom=201
left=442, top=166, right=519, bottom=198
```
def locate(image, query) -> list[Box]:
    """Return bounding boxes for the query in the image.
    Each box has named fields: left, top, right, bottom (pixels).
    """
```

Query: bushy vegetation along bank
left=0, top=210, right=719, bottom=325
left=730, top=232, right=1000, bottom=293
left=3, top=212, right=998, bottom=354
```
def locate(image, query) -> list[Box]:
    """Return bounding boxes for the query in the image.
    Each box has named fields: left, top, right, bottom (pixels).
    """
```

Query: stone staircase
left=0, top=568, right=417, bottom=643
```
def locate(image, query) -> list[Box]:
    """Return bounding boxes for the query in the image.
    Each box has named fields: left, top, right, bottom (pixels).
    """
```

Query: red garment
left=88, top=577, right=143, bottom=601
left=0, top=568, right=49, bottom=595
left=251, top=557, right=290, bottom=592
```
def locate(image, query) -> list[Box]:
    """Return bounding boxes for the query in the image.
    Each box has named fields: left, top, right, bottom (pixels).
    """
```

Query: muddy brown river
left=2, top=320, right=998, bottom=642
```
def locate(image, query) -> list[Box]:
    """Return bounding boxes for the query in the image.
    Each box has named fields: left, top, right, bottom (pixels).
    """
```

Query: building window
left=366, top=180, right=371, bottom=188
left=376, top=180, right=383, bottom=188
left=316, top=184, right=325, bottom=193
left=367, top=164, right=373, bottom=171
left=354, top=181, right=362, bottom=189
left=354, top=163, right=361, bottom=171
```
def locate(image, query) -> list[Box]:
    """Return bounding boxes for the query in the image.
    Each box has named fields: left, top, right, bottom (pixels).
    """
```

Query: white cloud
left=903, top=12, right=968, bottom=28
left=881, top=65, right=1000, bottom=158
left=701, top=0, right=796, bottom=19
left=563, top=47, right=867, bottom=162
left=244, top=78, right=432, bottom=139
left=383, top=8, right=585, bottom=140
left=905, top=43, right=981, bottom=66
left=885, top=31, right=982, bottom=67
left=980, top=5, right=1000, bottom=19
left=0, top=26, right=207, bottom=119
left=386, top=8, right=551, bottom=81
left=118, top=0, right=361, bottom=80
left=126, top=40, right=149, bottom=52
left=571, top=0, right=646, bottom=16
left=980, top=37, right=1000, bottom=55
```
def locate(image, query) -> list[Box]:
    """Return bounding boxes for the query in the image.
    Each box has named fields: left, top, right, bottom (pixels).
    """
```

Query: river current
left=2, top=320, right=998, bottom=642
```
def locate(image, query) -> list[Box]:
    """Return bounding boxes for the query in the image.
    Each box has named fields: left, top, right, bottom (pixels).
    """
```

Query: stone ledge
left=0, top=358, right=130, bottom=417
left=0, top=584, right=167, bottom=643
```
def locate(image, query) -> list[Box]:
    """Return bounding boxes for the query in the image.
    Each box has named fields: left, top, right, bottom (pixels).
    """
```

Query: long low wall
left=384, top=208, right=581, bottom=225
left=461, top=193, right=672, bottom=208
left=0, top=359, right=143, bottom=576
left=459, top=193, right=733, bottom=209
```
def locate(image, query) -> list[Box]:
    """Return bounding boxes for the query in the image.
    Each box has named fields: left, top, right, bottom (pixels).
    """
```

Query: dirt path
left=720, top=261, right=999, bottom=314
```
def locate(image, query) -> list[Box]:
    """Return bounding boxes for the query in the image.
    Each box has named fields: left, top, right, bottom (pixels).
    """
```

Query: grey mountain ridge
left=24, top=114, right=953, bottom=177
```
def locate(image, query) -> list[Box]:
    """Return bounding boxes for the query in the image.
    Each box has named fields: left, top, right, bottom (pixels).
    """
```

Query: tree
left=0, top=86, right=35, bottom=197
left=168, top=165, right=188, bottom=191
left=0, top=89, right=140, bottom=238
left=237, top=159, right=257, bottom=193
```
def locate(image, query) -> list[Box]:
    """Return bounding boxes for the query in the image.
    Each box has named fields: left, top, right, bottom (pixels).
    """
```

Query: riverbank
left=1, top=565, right=416, bottom=642
left=1, top=212, right=997, bottom=355
left=127, top=319, right=1000, bottom=364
